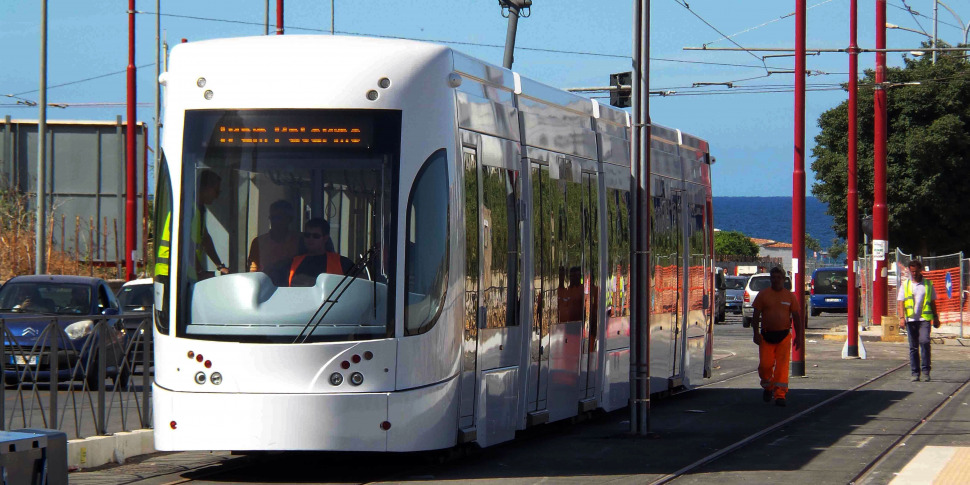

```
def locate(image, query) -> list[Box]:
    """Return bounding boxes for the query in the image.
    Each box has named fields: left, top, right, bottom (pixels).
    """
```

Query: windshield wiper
left=293, top=247, right=377, bottom=344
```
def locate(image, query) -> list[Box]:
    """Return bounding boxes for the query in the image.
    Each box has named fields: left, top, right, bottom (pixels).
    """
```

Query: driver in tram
left=287, top=218, right=354, bottom=287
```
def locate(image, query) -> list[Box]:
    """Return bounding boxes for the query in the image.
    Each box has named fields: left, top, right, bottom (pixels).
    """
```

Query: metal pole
left=265, top=0, right=269, bottom=35
left=873, top=0, right=889, bottom=328
left=154, top=0, right=161, bottom=242
left=960, top=252, right=964, bottom=339
left=35, top=0, right=48, bottom=275
left=276, top=0, right=284, bottom=35
left=846, top=0, right=860, bottom=358
left=933, top=0, right=938, bottom=64
left=126, top=0, right=137, bottom=281
left=629, top=0, right=641, bottom=435
left=639, top=0, right=652, bottom=435
left=502, top=3, right=521, bottom=69
left=331, top=0, right=335, bottom=35
left=791, top=0, right=807, bottom=377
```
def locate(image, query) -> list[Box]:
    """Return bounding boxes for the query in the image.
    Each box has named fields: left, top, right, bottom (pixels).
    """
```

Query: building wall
left=0, top=117, right=148, bottom=264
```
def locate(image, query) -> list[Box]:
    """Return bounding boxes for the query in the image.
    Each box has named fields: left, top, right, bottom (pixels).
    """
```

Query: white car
left=741, top=272, right=792, bottom=327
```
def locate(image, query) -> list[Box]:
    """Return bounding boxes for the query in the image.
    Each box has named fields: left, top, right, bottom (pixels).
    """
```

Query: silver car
left=742, top=272, right=792, bottom=327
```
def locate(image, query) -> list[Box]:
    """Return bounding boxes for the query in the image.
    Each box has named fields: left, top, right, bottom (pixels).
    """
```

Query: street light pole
left=933, top=0, right=939, bottom=64
left=791, top=0, right=807, bottom=377
left=35, top=0, right=48, bottom=275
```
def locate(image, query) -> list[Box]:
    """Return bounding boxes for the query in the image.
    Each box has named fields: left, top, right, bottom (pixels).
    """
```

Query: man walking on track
left=751, top=266, right=803, bottom=407
left=898, top=259, right=940, bottom=382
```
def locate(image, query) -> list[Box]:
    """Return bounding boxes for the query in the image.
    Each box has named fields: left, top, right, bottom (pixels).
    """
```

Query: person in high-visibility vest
left=154, top=212, right=171, bottom=279
left=751, top=266, right=803, bottom=407
left=287, top=217, right=353, bottom=287
left=897, top=259, right=940, bottom=382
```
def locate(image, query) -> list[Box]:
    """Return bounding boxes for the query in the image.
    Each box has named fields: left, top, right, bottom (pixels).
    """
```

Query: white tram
left=152, top=35, right=715, bottom=452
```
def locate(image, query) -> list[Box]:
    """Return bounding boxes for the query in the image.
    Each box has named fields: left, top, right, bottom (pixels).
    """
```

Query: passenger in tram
left=247, top=199, right=302, bottom=286
left=558, top=266, right=584, bottom=323
left=287, top=218, right=354, bottom=287
left=193, top=169, right=230, bottom=280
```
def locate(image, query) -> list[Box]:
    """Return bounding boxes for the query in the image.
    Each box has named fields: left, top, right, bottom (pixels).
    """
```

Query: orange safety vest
left=288, top=252, right=343, bottom=286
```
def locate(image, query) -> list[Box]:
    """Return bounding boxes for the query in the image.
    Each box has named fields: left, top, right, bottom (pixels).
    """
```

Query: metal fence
left=0, top=313, right=152, bottom=439
left=858, top=249, right=968, bottom=336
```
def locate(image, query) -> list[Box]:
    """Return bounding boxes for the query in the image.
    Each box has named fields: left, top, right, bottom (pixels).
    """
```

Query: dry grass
left=0, top=189, right=124, bottom=281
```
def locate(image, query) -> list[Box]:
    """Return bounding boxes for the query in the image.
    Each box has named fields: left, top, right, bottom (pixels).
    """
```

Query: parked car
left=116, top=277, right=153, bottom=333
left=742, top=271, right=792, bottom=328
left=0, top=275, right=128, bottom=389
left=809, top=267, right=849, bottom=316
left=725, top=276, right=748, bottom=315
left=714, top=268, right=727, bottom=323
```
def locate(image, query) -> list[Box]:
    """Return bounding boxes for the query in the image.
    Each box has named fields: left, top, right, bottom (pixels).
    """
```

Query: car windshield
left=0, top=283, right=91, bottom=315
left=814, top=270, right=848, bottom=295
left=726, top=278, right=747, bottom=290
left=118, top=284, right=154, bottom=311
left=176, top=109, right=399, bottom=343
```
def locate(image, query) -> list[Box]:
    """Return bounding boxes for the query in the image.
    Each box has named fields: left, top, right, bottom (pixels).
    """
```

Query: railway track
left=650, top=362, right=970, bottom=485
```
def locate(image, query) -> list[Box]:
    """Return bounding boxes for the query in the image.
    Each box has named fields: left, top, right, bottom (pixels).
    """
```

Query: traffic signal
left=610, top=71, right=632, bottom=108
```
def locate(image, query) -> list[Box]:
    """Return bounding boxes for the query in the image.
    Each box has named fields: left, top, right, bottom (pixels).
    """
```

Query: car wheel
left=742, top=316, right=751, bottom=328
left=85, top=361, right=101, bottom=391
left=811, top=307, right=821, bottom=317
left=717, top=310, right=725, bottom=323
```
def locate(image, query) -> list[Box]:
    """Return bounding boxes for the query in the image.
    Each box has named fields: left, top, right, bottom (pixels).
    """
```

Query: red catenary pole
left=125, top=0, right=137, bottom=281
left=873, top=0, right=889, bottom=325
left=846, top=0, right=860, bottom=357
left=276, top=0, right=284, bottom=35
left=791, top=0, right=807, bottom=377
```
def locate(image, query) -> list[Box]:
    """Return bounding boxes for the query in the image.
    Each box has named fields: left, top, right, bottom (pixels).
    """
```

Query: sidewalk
left=811, top=322, right=970, bottom=345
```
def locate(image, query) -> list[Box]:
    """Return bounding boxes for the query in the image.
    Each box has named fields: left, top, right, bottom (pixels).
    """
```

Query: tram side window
left=405, top=149, right=450, bottom=336
left=153, top=154, right=173, bottom=334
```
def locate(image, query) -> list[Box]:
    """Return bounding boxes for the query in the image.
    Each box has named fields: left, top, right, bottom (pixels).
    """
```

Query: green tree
left=811, top=44, right=970, bottom=255
left=805, top=235, right=822, bottom=254
left=828, top=239, right=846, bottom=262
left=715, top=230, right=759, bottom=257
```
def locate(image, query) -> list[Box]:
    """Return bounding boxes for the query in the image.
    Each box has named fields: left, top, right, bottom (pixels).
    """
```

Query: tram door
left=578, top=172, right=599, bottom=402
left=528, top=162, right=553, bottom=415
left=462, top=144, right=522, bottom=446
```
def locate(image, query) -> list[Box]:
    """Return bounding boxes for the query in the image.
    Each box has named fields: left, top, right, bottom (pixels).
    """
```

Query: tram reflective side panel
left=459, top=131, right=523, bottom=448
left=684, top=181, right=709, bottom=387
left=601, top=163, right=631, bottom=412
left=650, top=174, right=680, bottom=386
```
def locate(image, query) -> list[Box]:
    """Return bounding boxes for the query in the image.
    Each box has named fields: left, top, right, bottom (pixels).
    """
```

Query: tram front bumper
left=152, top=376, right=458, bottom=452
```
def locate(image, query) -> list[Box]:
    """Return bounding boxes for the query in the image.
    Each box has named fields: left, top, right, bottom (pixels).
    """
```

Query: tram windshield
left=176, top=109, right=400, bottom=343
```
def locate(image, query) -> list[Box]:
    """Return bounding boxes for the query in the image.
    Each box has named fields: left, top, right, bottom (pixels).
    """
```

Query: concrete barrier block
left=68, top=435, right=114, bottom=469
left=881, top=317, right=903, bottom=342
left=67, top=429, right=155, bottom=469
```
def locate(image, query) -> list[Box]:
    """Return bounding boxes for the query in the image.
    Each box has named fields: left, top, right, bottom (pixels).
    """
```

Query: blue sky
left=2, top=1, right=966, bottom=196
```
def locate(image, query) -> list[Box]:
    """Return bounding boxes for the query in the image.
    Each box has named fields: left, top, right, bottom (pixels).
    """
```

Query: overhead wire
left=888, top=1, right=963, bottom=32
left=669, top=0, right=769, bottom=71
left=702, top=0, right=839, bottom=48
left=899, top=0, right=931, bottom=37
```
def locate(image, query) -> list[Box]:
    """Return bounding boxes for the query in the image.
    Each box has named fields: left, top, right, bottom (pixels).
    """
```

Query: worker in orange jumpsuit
left=751, top=266, right=803, bottom=407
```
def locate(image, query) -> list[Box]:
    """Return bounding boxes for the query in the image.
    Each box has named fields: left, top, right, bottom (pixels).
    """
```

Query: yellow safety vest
left=903, top=279, right=934, bottom=321
left=154, top=213, right=171, bottom=277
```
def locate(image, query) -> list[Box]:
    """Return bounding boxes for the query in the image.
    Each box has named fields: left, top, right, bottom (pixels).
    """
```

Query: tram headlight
left=378, top=77, right=391, bottom=89
left=203, top=90, right=214, bottom=100
left=196, top=77, right=206, bottom=88
left=194, top=372, right=206, bottom=385
left=366, top=90, right=379, bottom=101
left=329, top=372, right=343, bottom=386
left=210, top=372, right=222, bottom=385
left=349, top=372, right=364, bottom=386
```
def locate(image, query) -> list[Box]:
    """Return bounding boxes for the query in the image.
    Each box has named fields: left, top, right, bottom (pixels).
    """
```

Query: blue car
left=809, top=268, right=848, bottom=316
left=0, top=275, right=128, bottom=389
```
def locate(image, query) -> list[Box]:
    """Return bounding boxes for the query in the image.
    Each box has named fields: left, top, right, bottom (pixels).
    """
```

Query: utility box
left=0, top=429, right=67, bottom=485
left=881, top=316, right=904, bottom=342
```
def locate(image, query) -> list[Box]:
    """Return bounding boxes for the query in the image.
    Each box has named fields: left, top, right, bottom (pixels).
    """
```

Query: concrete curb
left=68, top=429, right=154, bottom=470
